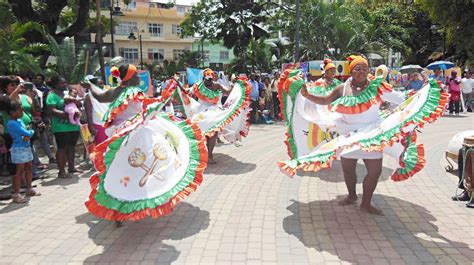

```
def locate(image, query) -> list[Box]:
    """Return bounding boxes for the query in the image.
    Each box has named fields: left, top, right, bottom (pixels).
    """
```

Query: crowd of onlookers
left=0, top=74, right=83, bottom=203
left=402, top=68, right=473, bottom=114
left=248, top=72, right=282, bottom=124
left=1, top=67, right=472, bottom=204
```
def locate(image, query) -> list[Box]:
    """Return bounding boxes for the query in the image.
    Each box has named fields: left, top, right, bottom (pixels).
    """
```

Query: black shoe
left=452, top=191, right=470, bottom=201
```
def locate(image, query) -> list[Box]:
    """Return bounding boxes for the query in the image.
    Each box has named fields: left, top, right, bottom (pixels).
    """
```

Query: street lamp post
left=109, top=0, right=123, bottom=58
left=128, top=31, right=144, bottom=69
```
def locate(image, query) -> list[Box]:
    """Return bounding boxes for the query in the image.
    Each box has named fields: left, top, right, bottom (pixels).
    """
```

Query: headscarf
left=347, top=55, right=368, bottom=73
left=110, top=64, right=137, bottom=84
left=323, top=59, right=336, bottom=72
left=203, top=68, right=216, bottom=80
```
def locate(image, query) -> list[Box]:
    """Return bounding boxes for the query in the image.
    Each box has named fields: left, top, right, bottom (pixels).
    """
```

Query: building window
left=148, top=48, right=164, bottom=62
left=172, top=25, right=182, bottom=36
left=148, top=23, right=163, bottom=37
left=177, top=5, right=186, bottom=13
left=119, top=48, right=138, bottom=64
left=115, top=21, right=137, bottom=36
left=219, top=51, right=229, bottom=60
left=100, top=0, right=111, bottom=9
left=173, top=49, right=187, bottom=61
left=202, top=50, right=210, bottom=60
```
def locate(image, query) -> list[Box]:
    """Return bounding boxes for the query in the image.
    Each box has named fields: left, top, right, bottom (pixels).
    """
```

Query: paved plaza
left=1, top=113, right=473, bottom=265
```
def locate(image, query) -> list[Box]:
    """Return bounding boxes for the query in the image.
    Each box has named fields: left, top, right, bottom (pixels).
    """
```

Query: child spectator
left=64, top=86, right=82, bottom=125
left=258, top=89, right=274, bottom=124
left=0, top=96, right=40, bottom=203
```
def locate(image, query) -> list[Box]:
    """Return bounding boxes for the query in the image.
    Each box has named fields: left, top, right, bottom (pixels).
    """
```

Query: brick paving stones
left=0, top=114, right=473, bottom=264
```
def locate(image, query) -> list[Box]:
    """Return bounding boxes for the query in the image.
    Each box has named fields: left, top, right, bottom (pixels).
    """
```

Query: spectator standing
left=461, top=70, right=473, bottom=112
left=249, top=74, right=260, bottom=123
left=405, top=72, right=424, bottom=91
left=0, top=96, right=40, bottom=203
left=262, top=76, right=273, bottom=117
left=446, top=70, right=462, bottom=115
left=430, top=68, right=446, bottom=89
left=46, top=76, right=81, bottom=179
left=271, top=71, right=281, bottom=120
left=0, top=76, right=34, bottom=175
left=32, top=74, right=55, bottom=164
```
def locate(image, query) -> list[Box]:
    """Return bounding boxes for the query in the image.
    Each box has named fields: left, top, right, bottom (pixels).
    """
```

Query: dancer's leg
left=206, top=134, right=218, bottom=164
left=360, top=158, right=383, bottom=215
left=339, top=157, right=358, bottom=205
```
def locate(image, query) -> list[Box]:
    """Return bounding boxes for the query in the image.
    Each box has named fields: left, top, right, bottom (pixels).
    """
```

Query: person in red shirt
left=447, top=70, right=462, bottom=115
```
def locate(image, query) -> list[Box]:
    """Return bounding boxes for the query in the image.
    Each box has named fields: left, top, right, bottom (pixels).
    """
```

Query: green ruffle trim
left=330, top=77, right=383, bottom=108
left=204, top=80, right=247, bottom=133
left=102, top=86, right=143, bottom=123
left=280, top=87, right=298, bottom=158
left=196, top=82, right=222, bottom=99
left=282, top=76, right=342, bottom=159
left=93, top=113, right=202, bottom=214
left=394, top=133, right=421, bottom=176
left=307, top=79, right=342, bottom=96
left=357, top=79, right=441, bottom=149
left=281, top=78, right=443, bottom=171
left=283, top=150, right=336, bottom=169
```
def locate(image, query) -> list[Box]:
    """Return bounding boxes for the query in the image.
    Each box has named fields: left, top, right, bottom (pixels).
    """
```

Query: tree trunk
left=95, top=0, right=106, bottom=80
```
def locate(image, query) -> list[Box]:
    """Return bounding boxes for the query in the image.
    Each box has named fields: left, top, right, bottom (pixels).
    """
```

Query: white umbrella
left=400, top=65, right=423, bottom=74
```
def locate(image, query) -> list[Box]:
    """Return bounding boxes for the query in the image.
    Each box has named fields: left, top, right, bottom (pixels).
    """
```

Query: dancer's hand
left=301, top=85, right=309, bottom=98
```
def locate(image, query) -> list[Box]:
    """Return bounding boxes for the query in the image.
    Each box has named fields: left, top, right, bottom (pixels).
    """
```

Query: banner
left=105, top=67, right=153, bottom=95
left=187, top=68, right=204, bottom=86
left=282, top=62, right=309, bottom=77
left=308, top=60, right=350, bottom=78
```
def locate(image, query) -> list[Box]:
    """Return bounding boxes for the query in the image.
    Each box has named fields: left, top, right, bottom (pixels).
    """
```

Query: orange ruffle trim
left=193, top=83, right=221, bottom=104
left=86, top=113, right=208, bottom=221
left=278, top=151, right=337, bottom=177
left=329, top=82, right=393, bottom=114
left=278, top=89, right=449, bottom=178
left=103, top=91, right=145, bottom=128
left=204, top=78, right=252, bottom=138
left=391, top=132, right=426, bottom=182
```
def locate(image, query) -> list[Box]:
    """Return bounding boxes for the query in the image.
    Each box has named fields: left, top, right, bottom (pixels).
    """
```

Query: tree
left=5, top=0, right=114, bottom=68
left=246, top=39, right=273, bottom=72
left=178, top=50, right=202, bottom=69
left=0, top=21, right=48, bottom=74
left=181, top=1, right=271, bottom=58
left=417, top=0, right=474, bottom=65
left=45, top=31, right=105, bottom=83
left=7, top=0, right=91, bottom=41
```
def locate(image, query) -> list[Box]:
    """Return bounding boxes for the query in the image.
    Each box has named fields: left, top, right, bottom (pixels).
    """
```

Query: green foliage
left=181, top=1, right=270, bottom=57
left=246, top=39, right=273, bottom=72
left=44, top=28, right=106, bottom=83
left=178, top=50, right=201, bottom=69
left=0, top=1, right=16, bottom=28
left=416, top=0, right=474, bottom=64
left=0, top=21, right=47, bottom=74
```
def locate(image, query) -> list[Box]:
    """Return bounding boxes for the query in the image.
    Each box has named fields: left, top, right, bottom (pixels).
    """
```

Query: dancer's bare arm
left=301, top=84, right=343, bottom=105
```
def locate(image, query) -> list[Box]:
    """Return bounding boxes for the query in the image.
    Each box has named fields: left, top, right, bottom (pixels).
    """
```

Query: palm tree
left=0, top=21, right=48, bottom=74
left=178, top=50, right=201, bottom=69
left=44, top=29, right=107, bottom=83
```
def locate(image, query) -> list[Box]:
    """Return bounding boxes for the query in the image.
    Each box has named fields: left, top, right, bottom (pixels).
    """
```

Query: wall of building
left=191, top=41, right=235, bottom=69
left=92, top=0, right=195, bottom=66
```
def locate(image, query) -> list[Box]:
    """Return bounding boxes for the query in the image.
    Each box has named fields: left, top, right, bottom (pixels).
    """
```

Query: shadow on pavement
left=205, top=153, right=257, bottom=175
left=76, top=202, right=210, bottom=264
left=283, top=195, right=474, bottom=264
left=295, top=160, right=391, bottom=183
left=0, top=200, right=29, bottom=213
